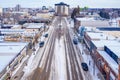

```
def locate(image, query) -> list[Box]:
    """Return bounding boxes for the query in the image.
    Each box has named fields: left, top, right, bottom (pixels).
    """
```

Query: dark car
left=73, top=38, right=78, bottom=45
left=44, top=33, right=48, bottom=38
left=81, top=62, right=88, bottom=71
left=39, top=41, right=44, bottom=47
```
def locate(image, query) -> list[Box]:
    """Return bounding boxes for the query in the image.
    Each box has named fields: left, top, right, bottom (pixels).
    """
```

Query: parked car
left=44, top=33, right=48, bottom=38
left=73, top=37, right=78, bottom=45
left=81, top=62, right=88, bottom=71
left=39, top=41, right=45, bottom=47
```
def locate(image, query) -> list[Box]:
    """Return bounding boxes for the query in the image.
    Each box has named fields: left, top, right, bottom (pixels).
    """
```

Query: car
left=81, top=62, right=88, bottom=71
left=73, top=38, right=78, bottom=45
left=44, top=33, right=48, bottom=38
left=39, top=41, right=45, bottom=47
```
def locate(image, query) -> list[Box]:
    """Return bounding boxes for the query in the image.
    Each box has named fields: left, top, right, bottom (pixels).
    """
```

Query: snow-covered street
left=9, top=17, right=103, bottom=80
left=51, top=38, right=67, bottom=80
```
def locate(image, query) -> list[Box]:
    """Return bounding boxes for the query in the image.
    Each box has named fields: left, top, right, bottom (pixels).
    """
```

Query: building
left=23, top=23, right=44, bottom=31
left=36, top=12, right=53, bottom=19
left=55, top=2, right=69, bottom=16
left=15, top=4, right=21, bottom=11
left=74, top=17, right=110, bottom=30
left=0, top=28, right=41, bottom=44
left=83, top=27, right=120, bottom=80
left=0, top=42, right=28, bottom=78
left=11, top=25, right=22, bottom=29
left=1, top=24, right=22, bottom=29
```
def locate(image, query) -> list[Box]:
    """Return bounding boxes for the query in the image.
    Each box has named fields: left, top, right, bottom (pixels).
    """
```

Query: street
left=12, top=16, right=92, bottom=80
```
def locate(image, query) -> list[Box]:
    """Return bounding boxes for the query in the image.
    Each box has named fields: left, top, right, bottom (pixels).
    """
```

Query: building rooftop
left=0, top=45, right=25, bottom=54
left=76, top=18, right=109, bottom=27
left=85, top=27, right=120, bottom=38
left=76, top=17, right=95, bottom=21
left=0, top=29, right=25, bottom=34
left=0, top=55, right=15, bottom=72
left=23, top=23, right=44, bottom=29
left=0, top=42, right=28, bottom=46
left=11, top=25, right=22, bottom=29
left=55, top=2, right=69, bottom=6
left=87, top=32, right=115, bottom=40
left=0, top=42, right=28, bottom=73
left=92, top=40, right=120, bottom=50
left=102, top=31, right=120, bottom=38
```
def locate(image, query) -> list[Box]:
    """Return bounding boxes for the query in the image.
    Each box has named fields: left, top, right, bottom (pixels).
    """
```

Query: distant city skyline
left=0, top=0, right=120, bottom=8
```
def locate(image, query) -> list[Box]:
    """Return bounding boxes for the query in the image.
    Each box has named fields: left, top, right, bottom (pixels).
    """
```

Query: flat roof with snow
left=27, top=25, right=41, bottom=29
left=76, top=17, right=95, bottom=21
left=0, top=29, right=25, bottom=34
left=0, top=29, right=38, bottom=36
left=0, top=42, right=28, bottom=46
left=85, top=26, right=99, bottom=32
left=98, top=51, right=118, bottom=75
left=76, top=18, right=109, bottom=27
left=12, top=25, right=21, bottom=28
left=0, top=45, right=25, bottom=54
left=0, top=55, right=15, bottom=73
left=92, top=40, right=120, bottom=49
left=23, top=23, right=44, bottom=29
left=0, top=42, right=28, bottom=73
left=87, top=32, right=115, bottom=40
left=0, top=29, right=25, bottom=32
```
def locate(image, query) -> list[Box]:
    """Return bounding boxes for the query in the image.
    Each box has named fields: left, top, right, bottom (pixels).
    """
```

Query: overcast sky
left=0, top=0, right=120, bottom=8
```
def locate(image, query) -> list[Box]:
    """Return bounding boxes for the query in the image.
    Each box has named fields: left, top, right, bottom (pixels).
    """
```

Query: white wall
left=55, top=5, right=69, bottom=16
left=65, top=6, right=69, bottom=15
